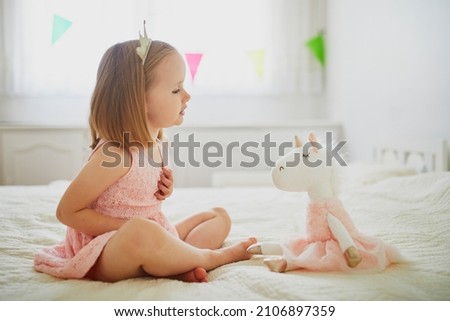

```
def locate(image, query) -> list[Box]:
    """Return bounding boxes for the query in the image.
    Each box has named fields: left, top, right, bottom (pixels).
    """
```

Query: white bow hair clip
left=136, top=20, right=152, bottom=65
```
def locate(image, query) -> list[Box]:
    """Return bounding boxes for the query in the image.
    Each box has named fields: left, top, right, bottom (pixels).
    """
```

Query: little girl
left=34, top=26, right=256, bottom=283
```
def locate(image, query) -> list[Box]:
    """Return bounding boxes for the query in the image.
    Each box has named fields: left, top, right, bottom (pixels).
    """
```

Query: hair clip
left=136, top=20, right=152, bottom=65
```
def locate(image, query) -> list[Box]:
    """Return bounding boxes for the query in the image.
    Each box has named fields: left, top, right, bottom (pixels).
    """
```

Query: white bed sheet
left=0, top=171, right=449, bottom=300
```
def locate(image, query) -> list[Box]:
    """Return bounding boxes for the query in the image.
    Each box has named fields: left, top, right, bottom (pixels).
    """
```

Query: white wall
left=326, top=0, right=450, bottom=163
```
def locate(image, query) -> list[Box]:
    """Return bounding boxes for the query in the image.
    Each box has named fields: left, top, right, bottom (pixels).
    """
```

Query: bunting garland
left=50, top=14, right=270, bottom=82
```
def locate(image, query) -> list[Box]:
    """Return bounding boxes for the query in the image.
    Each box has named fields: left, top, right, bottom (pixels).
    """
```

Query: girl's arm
left=56, top=144, right=130, bottom=236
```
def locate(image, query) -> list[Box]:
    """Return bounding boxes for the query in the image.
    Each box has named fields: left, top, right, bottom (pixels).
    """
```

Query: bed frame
left=373, top=139, right=448, bottom=172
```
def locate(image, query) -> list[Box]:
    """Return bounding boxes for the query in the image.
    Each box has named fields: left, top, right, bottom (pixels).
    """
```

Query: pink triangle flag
left=185, top=53, right=203, bottom=82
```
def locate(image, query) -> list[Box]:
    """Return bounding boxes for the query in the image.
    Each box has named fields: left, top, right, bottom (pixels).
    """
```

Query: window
left=1, top=0, right=325, bottom=98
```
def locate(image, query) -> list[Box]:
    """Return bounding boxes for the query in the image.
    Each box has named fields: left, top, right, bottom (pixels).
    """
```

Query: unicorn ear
left=308, top=132, right=319, bottom=153
left=294, top=135, right=302, bottom=148
left=308, top=132, right=317, bottom=143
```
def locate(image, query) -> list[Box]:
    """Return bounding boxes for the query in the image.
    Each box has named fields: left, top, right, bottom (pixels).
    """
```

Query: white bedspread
left=0, top=171, right=449, bottom=300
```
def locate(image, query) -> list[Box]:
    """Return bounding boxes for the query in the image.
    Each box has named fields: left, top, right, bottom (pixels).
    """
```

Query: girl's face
left=145, top=52, right=191, bottom=136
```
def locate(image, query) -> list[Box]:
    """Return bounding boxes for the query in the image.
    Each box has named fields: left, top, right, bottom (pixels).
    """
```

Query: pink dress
left=282, top=198, right=401, bottom=272
left=34, top=143, right=178, bottom=279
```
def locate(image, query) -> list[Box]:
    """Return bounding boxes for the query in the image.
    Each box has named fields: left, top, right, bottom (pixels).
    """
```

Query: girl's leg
left=175, top=207, right=231, bottom=249
left=87, top=217, right=256, bottom=283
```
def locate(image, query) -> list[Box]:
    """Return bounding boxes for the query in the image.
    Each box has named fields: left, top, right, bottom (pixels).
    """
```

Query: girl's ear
left=144, top=96, right=150, bottom=114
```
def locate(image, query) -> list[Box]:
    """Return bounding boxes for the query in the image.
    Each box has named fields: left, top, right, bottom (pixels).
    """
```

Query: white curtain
left=0, top=0, right=325, bottom=97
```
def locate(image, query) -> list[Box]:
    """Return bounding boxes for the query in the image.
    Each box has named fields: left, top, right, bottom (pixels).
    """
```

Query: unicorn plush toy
left=247, top=132, right=401, bottom=273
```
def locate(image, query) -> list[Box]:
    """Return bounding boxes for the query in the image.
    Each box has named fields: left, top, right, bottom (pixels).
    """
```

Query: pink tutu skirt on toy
left=281, top=198, right=401, bottom=272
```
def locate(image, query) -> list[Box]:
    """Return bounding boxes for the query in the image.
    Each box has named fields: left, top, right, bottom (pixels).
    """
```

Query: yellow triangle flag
left=248, top=49, right=265, bottom=79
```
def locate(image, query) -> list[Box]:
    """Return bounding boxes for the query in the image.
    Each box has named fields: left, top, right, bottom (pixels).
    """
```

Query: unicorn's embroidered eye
left=279, top=166, right=285, bottom=171
left=303, top=153, right=310, bottom=159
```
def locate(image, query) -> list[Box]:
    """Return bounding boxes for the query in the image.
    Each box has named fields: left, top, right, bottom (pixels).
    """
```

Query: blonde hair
left=89, top=40, right=177, bottom=149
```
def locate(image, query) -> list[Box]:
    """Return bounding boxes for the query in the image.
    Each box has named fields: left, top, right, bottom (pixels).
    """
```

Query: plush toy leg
left=327, top=213, right=362, bottom=268
left=263, top=258, right=288, bottom=273
left=247, top=242, right=283, bottom=255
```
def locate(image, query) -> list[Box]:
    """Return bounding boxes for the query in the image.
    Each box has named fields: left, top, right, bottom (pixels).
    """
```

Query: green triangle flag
left=52, top=14, right=72, bottom=44
left=306, top=32, right=325, bottom=66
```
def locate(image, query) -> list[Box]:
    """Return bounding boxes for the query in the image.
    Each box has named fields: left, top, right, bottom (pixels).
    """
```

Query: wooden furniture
left=0, top=124, right=88, bottom=185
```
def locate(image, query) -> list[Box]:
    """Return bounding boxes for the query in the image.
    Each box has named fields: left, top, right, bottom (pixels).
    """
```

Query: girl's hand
left=155, top=167, right=173, bottom=200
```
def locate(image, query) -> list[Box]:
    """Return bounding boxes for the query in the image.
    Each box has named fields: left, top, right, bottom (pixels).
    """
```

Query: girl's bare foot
left=171, top=267, right=208, bottom=283
left=218, top=237, right=257, bottom=263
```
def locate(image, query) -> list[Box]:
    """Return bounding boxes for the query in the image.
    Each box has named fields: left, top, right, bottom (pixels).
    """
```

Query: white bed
left=0, top=143, right=449, bottom=301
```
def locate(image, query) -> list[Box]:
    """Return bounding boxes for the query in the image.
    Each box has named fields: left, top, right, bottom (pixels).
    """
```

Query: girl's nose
left=183, top=90, right=191, bottom=103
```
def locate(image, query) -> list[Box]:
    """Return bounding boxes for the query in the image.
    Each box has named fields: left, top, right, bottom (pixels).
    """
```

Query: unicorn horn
left=294, top=135, right=302, bottom=148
